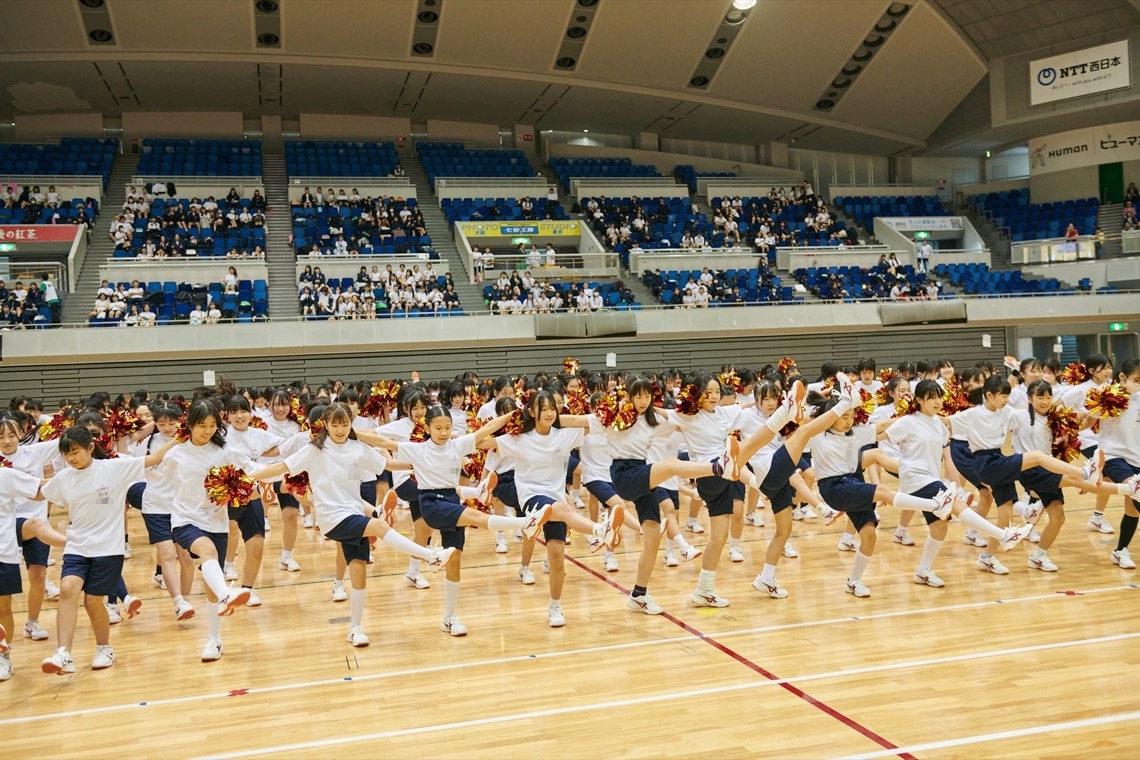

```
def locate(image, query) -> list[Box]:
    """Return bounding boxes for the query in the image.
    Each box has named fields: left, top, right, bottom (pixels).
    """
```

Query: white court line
left=2, top=582, right=1135, bottom=728
left=838, top=711, right=1140, bottom=760
left=192, top=631, right=1140, bottom=760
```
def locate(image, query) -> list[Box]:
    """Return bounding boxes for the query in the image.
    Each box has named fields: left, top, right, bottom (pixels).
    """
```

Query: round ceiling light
left=733, top=0, right=758, bottom=9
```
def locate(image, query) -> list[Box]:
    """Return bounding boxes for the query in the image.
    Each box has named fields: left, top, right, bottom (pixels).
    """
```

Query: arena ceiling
left=1, top=0, right=1137, bottom=156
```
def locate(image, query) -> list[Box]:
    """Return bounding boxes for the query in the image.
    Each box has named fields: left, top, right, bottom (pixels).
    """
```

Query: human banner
left=1028, top=120, right=1140, bottom=176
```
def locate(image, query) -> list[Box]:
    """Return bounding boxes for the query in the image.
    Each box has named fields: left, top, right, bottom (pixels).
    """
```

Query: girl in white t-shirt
left=263, top=390, right=306, bottom=567
left=389, top=405, right=551, bottom=637
left=39, top=426, right=174, bottom=675
left=1098, top=360, right=1140, bottom=569
left=0, top=455, right=50, bottom=681
left=249, top=403, right=454, bottom=648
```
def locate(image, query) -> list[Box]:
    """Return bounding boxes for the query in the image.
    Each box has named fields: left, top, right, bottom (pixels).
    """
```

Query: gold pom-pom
left=204, top=465, right=256, bottom=508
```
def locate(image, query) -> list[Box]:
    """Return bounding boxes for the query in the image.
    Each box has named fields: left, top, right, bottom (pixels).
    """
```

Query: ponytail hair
left=311, top=402, right=355, bottom=450
left=806, top=390, right=840, bottom=418
left=146, top=402, right=184, bottom=453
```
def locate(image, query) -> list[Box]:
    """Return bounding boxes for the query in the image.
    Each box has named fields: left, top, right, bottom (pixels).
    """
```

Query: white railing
left=628, top=247, right=759, bottom=274
left=570, top=177, right=686, bottom=200
left=98, top=258, right=269, bottom=286
left=295, top=258, right=449, bottom=284
left=0, top=261, right=68, bottom=292
left=1123, top=230, right=1140, bottom=255
left=830, top=183, right=938, bottom=196
left=1011, top=235, right=1096, bottom=264
left=65, top=226, right=86, bottom=292
left=699, top=178, right=803, bottom=199
left=469, top=251, right=621, bottom=284
left=1, top=176, right=104, bottom=203
left=130, top=177, right=263, bottom=198
left=287, top=179, right=415, bottom=202
left=434, top=177, right=548, bottom=197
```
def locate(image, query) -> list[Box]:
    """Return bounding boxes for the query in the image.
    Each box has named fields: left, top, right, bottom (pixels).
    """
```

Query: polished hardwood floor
left=3, top=488, right=1138, bottom=759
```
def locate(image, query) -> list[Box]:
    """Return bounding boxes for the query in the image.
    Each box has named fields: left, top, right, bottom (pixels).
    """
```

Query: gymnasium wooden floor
left=3, top=489, right=1138, bottom=759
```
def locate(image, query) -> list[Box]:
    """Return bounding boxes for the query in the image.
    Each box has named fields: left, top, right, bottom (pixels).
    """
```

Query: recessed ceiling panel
left=281, top=0, right=416, bottom=58
left=434, top=0, right=571, bottom=73
left=112, top=0, right=253, bottom=52
left=0, top=2, right=87, bottom=52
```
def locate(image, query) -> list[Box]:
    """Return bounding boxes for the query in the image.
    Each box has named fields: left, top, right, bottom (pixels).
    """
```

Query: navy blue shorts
left=662, top=488, right=679, bottom=510
left=15, top=517, right=50, bottom=567
left=126, top=482, right=145, bottom=510
left=379, top=470, right=393, bottom=486
left=228, top=498, right=266, bottom=542
left=974, top=449, right=1023, bottom=506
left=566, top=451, right=580, bottom=485
left=0, top=562, right=21, bottom=595
left=1105, top=458, right=1140, bottom=505
left=492, top=469, right=519, bottom=510
left=949, top=440, right=982, bottom=489
left=273, top=479, right=299, bottom=509
left=171, top=524, right=228, bottom=562
left=142, top=512, right=173, bottom=544
left=759, top=447, right=799, bottom=513
left=818, top=474, right=879, bottom=531
left=1082, top=445, right=1097, bottom=460
left=1019, top=466, right=1064, bottom=507
left=911, top=481, right=950, bottom=525
left=418, top=489, right=466, bottom=551
left=611, top=459, right=651, bottom=500
left=395, top=479, right=421, bottom=522
left=584, top=479, right=620, bottom=505
left=695, top=476, right=744, bottom=518
left=524, top=495, right=567, bottom=542
left=325, top=513, right=372, bottom=564
left=359, top=479, right=377, bottom=507
left=678, top=451, right=690, bottom=462
left=61, top=554, right=123, bottom=596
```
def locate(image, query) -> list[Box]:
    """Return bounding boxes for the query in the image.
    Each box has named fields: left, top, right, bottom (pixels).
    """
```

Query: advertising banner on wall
left=1028, top=120, right=1140, bottom=176
left=1029, top=39, right=1131, bottom=106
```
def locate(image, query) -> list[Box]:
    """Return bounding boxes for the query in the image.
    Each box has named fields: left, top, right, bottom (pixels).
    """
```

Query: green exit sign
left=1108, top=322, right=1129, bottom=332
left=913, top=231, right=931, bottom=239
left=0, top=243, right=15, bottom=252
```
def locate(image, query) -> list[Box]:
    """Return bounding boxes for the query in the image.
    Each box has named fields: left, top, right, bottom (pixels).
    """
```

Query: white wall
left=985, top=147, right=1029, bottom=180
left=910, top=156, right=984, bottom=187
left=1029, top=166, right=1099, bottom=203
left=121, top=112, right=244, bottom=143
left=297, top=114, right=411, bottom=141
left=545, top=142, right=793, bottom=178
left=425, top=120, right=501, bottom=148
left=14, top=113, right=105, bottom=141
left=789, top=148, right=890, bottom=198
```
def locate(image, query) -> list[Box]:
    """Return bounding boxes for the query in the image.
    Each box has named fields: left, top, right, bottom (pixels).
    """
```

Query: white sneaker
left=913, top=568, right=945, bottom=587
left=744, top=511, right=766, bottom=527
left=477, top=470, right=498, bottom=508
left=1111, top=548, right=1136, bottom=570
left=728, top=544, right=745, bottom=562
left=123, top=594, right=142, bottom=619
left=963, top=529, right=989, bottom=547
left=224, top=564, right=239, bottom=581
left=1028, top=551, right=1058, bottom=572
left=836, top=372, right=857, bottom=405
left=404, top=571, right=431, bottom=589
left=521, top=504, right=553, bottom=540
left=752, top=576, right=788, bottom=598
left=600, top=505, right=625, bottom=549
left=976, top=555, right=1009, bottom=574
left=719, top=435, right=740, bottom=480
left=151, top=574, right=167, bottom=590
left=514, top=529, right=525, bottom=542
left=548, top=603, right=566, bottom=628
left=279, top=556, right=301, bottom=572
left=663, top=549, right=679, bottom=567
left=931, top=483, right=956, bottom=521
left=542, top=559, right=550, bottom=574
left=783, top=543, right=799, bottom=558
left=785, top=379, right=807, bottom=424
left=685, top=517, right=705, bottom=534
left=603, top=554, right=619, bottom=572
left=91, top=645, right=115, bottom=670
left=105, top=603, right=122, bottom=625
left=690, top=590, right=730, bottom=608
left=494, top=535, right=509, bottom=554
left=679, top=544, right=703, bottom=562
left=44, top=579, right=60, bottom=601
left=346, top=626, right=370, bottom=647
left=303, top=514, right=315, bottom=529
left=264, top=517, right=271, bottom=531
left=174, top=600, right=196, bottom=620
left=792, top=505, right=818, bottom=521
left=999, top=524, right=1033, bottom=551
left=0, top=654, right=11, bottom=681
left=24, top=621, right=49, bottom=641
left=1022, top=500, right=1044, bottom=524
left=627, top=593, right=664, bottom=614
left=245, top=590, right=262, bottom=607
left=1028, top=528, right=1041, bottom=543
left=332, top=581, right=348, bottom=601
left=518, top=566, right=536, bottom=585
left=837, top=535, right=858, bottom=552
left=893, top=527, right=915, bottom=546
left=1088, top=514, right=1115, bottom=534
left=0, top=624, right=6, bottom=654
left=575, top=495, right=586, bottom=509
left=200, top=637, right=223, bottom=662
left=1081, top=448, right=1104, bottom=486
left=845, top=578, right=871, bottom=598
left=42, top=648, right=76, bottom=675
left=440, top=615, right=468, bottom=636
left=818, top=504, right=841, bottom=523
left=217, top=586, right=251, bottom=617
left=425, top=546, right=457, bottom=572
left=123, top=540, right=132, bottom=559
left=586, top=535, right=604, bottom=553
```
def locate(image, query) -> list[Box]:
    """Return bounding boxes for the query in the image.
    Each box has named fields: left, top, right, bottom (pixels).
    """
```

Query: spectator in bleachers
left=89, top=293, right=111, bottom=322
left=1124, top=201, right=1136, bottom=230
left=889, top=277, right=910, bottom=301
left=1095, top=226, right=1105, bottom=258
left=122, top=305, right=140, bottom=327
left=188, top=304, right=206, bottom=325
left=126, top=280, right=146, bottom=310
left=300, top=286, right=316, bottom=317
left=139, top=303, right=157, bottom=327
left=1126, top=183, right=1138, bottom=205
left=1065, top=222, right=1079, bottom=241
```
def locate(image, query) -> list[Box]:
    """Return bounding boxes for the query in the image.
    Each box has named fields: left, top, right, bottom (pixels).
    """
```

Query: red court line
left=562, top=551, right=917, bottom=760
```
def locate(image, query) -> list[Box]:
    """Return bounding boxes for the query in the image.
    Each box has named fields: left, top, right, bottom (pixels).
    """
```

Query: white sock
left=765, top=405, right=789, bottom=432
left=842, top=531, right=856, bottom=543
left=760, top=562, right=777, bottom=583
left=850, top=550, right=872, bottom=581
left=172, top=595, right=184, bottom=606
left=382, top=530, right=433, bottom=560
left=280, top=550, right=292, bottom=560
left=729, top=538, right=741, bottom=549
left=833, top=396, right=853, bottom=414
left=199, top=559, right=229, bottom=599
left=604, top=550, right=615, bottom=560
left=407, top=558, right=422, bottom=574
left=570, top=488, right=580, bottom=502
left=674, top=534, right=692, bottom=551
left=893, top=493, right=938, bottom=512
left=497, top=530, right=505, bottom=541
left=444, top=579, right=460, bottom=618
left=487, top=515, right=527, bottom=530
left=350, top=588, right=366, bottom=627
left=697, top=569, right=716, bottom=592
left=665, top=537, right=675, bottom=551
left=1031, top=546, right=1046, bottom=558
left=457, top=485, right=480, bottom=501
left=957, top=507, right=1005, bottom=540
left=917, top=537, right=943, bottom=572
left=206, top=604, right=221, bottom=639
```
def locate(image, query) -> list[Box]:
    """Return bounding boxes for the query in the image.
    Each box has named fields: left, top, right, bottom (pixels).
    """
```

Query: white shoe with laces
left=685, top=517, right=705, bottom=534
left=174, top=600, right=196, bottom=620
left=1028, top=528, right=1041, bottom=543
left=518, top=566, right=536, bottom=585
left=548, top=603, right=566, bottom=628
left=893, top=527, right=915, bottom=546
left=303, top=514, right=314, bottom=529
left=836, top=372, right=857, bottom=405
left=24, top=621, right=49, bottom=641
left=200, top=638, right=223, bottom=662
left=962, top=529, right=989, bottom=547
left=521, top=504, right=552, bottom=540
left=224, top=565, right=239, bottom=581
left=679, top=544, right=703, bottom=562
left=279, top=556, right=301, bottom=572
left=1111, top=548, right=1136, bottom=570
left=1088, top=513, right=1115, bottom=534
left=123, top=540, right=132, bottom=559
left=913, top=568, right=945, bottom=587
left=744, top=511, right=766, bottom=527
left=514, top=529, right=525, bottom=543
left=42, top=648, right=76, bottom=675
left=728, top=544, right=745, bottom=562
left=440, top=615, right=467, bottom=636
left=542, top=559, right=550, bottom=574
left=494, top=535, right=509, bottom=554
left=1028, top=551, right=1058, bottom=572
left=0, top=654, right=11, bottom=681
left=44, top=580, right=60, bottom=601
left=663, top=549, right=679, bottom=567
left=603, top=554, right=619, bottom=572
left=818, top=504, right=841, bottom=523
left=404, top=571, right=431, bottom=589
left=123, top=594, right=142, bottom=619
left=217, top=586, right=251, bottom=617
left=976, top=555, right=1010, bottom=574
left=931, top=483, right=957, bottom=521
left=1081, top=448, right=1104, bottom=486
left=837, top=535, right=858, bottom=552
left=752, top=576, right=788, bottom=598
left=91, top=645, right=115, bottom=670
left=783, top=543, right=799, bottom=558
left=719, top=435, right=740, bottom=480
left=105, top=603, right=121, bottom=625
left=425, top=546, right=456, bottom=572
left=690, top=589, right=730, bottom=608
left=845, top=578, right=871, bottom=598
left=245, top=590, right=262, bottom=607
left=999, top=524, right=1033, bottom=552
left=627, top=593, right=664, bottom=615
left=152, top=574, right=167, bottom=590
left=332, top=581, right=348, bottom=601
left=793, top=505, right=818, bottom=521
left=347, top=626, right=370, bottom=647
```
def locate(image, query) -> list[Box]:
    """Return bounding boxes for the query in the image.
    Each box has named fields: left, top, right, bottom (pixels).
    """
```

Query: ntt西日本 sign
left=1029, top=40, right=1131, bottom=106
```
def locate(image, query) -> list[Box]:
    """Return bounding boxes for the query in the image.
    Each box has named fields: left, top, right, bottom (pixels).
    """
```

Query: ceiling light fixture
left=732, top=0, right=757, bottom=9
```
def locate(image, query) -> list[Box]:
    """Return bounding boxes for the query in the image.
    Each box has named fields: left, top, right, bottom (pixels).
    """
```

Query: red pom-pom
left=204, top=465, right=256, bottom=508
left=563, top=356, right=580, bottom=375
left=1060, top=362, right=1091, bottom=386
left=248, top=416, right=268, bottom=430
left=462, top=449, right=487, bottom=481
left=718, top=368, right=742, bottom=393
left=895, top=394, right=920, bottom=416
left=939, top=376, right=968, bottom=417
left=284, top=472, right=311, bottom=499
left=0, top=456, right=12, bottom=469
left=1046, top=406, right=1082, bottom=462
left=308, top=418, right=326, bottom=441
left=674, top=382, right=705, bottom=416
left=38, top=413, right=73, bottom=442
left=563, top=385, right=590, bottom=415
left=409, top=417, right=429, bottom=442
left=878, top=368, right=897, bottom=384
left=851, top=389, right=876, bottom=425
left=777, top=357, right=797, bottom=375
left=1085, top=383, right=1129, bottom=419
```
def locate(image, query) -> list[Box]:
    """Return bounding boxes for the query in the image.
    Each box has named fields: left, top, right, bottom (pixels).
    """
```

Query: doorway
left=1099, top=162, right=1124, bottom=204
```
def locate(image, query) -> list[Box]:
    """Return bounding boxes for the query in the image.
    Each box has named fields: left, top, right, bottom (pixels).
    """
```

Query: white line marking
left=2, top=583, right=1135, bottom=728
left=192, top=631, right=1140, bottom=760
left=837, top=710, right=1140, bottom=759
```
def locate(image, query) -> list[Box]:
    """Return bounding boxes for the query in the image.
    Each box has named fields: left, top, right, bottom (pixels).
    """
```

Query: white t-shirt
left=667, top=406, right=744, bottom=464
left=810, top=426, right=876, bottom=479
left=1060, top=381, right=1099, bottom=449
left=579, top=427, right=614, bottom=485
left=1008, top=384, right=1028, bottom=411
left=737, top=407, right=783, bottom=485
left=128, top=432, right=178, bottom=514
left=284, top=439, right=388, bottom=532
left=886, top=413, right=948, bottom=493
left=377, top=417, right=417, bottom=488
left=226, top=426, right=283, bottom=464
left=604, top=414, right=670, bottom=461
left=1097, top=392, right=1140, bottom=465
left=0, top=468, right=44, bottom=564
left=854, top=379, right=883, bottom=395
left=1008, top=409, right=1050, bottom=455
left=8, top=439, right=58, bottom=519
left=954, top=405, right=1015, bottom=453
left=496, top=428, right=584, bottom=507
left=395, top=434, right=476, bottom=490
left=155, top=443, right=256, bottom=534
left=41, top=457, right=146, bottom=557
